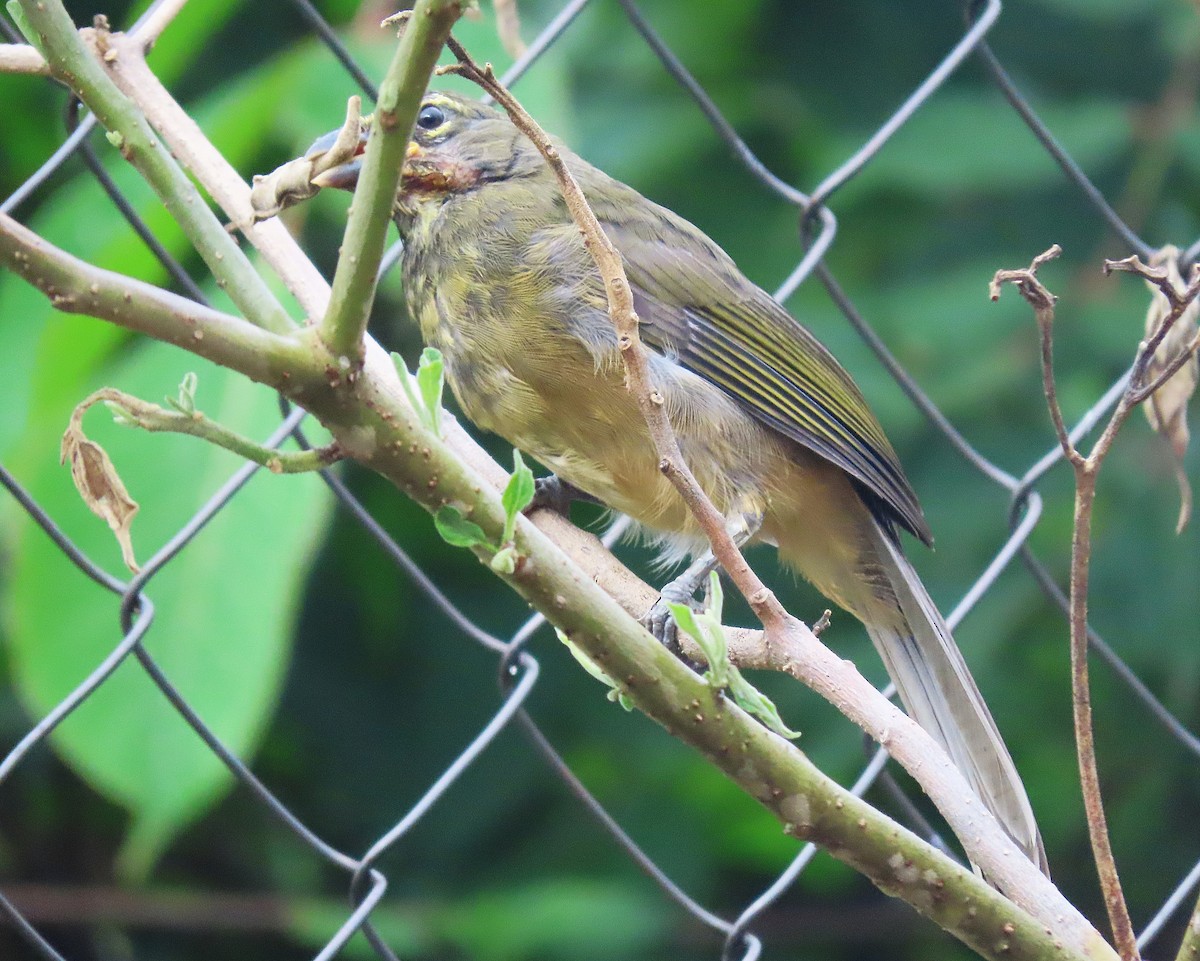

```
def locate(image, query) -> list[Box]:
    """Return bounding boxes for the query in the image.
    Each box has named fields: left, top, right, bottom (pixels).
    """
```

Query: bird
left=308, top=89, right=1047, bottom=873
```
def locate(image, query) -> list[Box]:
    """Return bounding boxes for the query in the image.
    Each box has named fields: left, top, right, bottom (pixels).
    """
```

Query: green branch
left=319, top=0, right=469, bottom=362
left=97, top=381, right=341, bottom=474
left=0, top=213, right=311, bottom=390
left=14, top=1, right=293, bottom=334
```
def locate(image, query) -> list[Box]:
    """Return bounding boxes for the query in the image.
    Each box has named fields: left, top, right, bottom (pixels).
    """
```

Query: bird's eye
left=416, top=105, right=445, bottom=131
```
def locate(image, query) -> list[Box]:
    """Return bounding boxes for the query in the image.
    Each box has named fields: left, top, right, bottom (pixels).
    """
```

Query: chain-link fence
left=2, top=1, right=1199, bottom=959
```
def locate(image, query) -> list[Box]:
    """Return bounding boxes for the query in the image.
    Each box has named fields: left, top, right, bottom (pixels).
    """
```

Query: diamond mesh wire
left=1, top=1, right=1198, bottom=959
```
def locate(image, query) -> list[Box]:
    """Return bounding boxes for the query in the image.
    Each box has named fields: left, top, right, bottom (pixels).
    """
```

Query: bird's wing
left=588, top=186, right=931, bottom=544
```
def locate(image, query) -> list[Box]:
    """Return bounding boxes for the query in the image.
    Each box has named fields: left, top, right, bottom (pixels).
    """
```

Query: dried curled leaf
left=1143, top=247, right=1199, bottom=532
left=61, top=402, right=140, bottom=572
left=249, top=95, right=366, bottom=222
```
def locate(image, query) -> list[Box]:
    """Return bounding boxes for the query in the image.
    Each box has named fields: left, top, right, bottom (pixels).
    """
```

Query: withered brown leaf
left=1142, top=246, right=1199, bottom=532
left=61, top=403, right=140, bottom=573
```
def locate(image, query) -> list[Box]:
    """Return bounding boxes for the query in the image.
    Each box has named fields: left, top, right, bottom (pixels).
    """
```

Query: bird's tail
left=857, top=520, right=1048, bottom=875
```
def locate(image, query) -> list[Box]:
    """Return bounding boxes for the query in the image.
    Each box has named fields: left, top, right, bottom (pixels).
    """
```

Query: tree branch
left=0, top=212, right=310, bottom=387
left=82, top=387, right=342, bottom=474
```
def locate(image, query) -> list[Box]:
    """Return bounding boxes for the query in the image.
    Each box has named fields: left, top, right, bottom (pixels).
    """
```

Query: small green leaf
left=165, top=372, right=198, bottom=416
left=667, top=572, right=730, bottom=689
left=433, top=505, right=493, bottom=550
left=393, top=349, right=446, bottom=438
left=490, top=545, right=516, bottom=574
left=729, top=673, right=801, bottom=740
left=394, top=350, right=425, bottom=423
left=416, top=347, right=445, bottom=437
left=557, top=629, right=633, bottom=711
left=707, top=571, right=725, bottom=620
left=103, top=399, right=140, bottom=428
left=5, top=1, right=38, bottom=47
left=501, top=449, right=535, bottom=542
left=669, top=573, right=797, bottom=738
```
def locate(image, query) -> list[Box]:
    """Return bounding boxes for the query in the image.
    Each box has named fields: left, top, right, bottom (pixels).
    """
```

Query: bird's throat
left=400, top=161, right=480, bottom=200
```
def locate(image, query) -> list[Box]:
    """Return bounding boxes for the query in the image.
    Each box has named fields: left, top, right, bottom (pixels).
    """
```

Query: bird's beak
left=307, top=126, right=369, bottom=191
left=308, top=128, right=425, bottom=191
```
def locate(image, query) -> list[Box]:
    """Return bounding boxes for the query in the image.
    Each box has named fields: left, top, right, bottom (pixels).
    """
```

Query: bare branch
left=0, top=0, right=188, bottom=75
left=991, top=245, right=1083, bottom=468
left=0, top=42, right=48, bottom=74
left=996, top=248, right=1140, bottom=961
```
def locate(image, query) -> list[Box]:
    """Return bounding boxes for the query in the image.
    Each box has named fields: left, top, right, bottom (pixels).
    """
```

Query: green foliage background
left=1, top=0, right=1198, bottom=959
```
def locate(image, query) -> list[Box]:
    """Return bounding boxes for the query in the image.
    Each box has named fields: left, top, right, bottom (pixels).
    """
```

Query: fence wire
left=1, top=1, right=1198, bottom=959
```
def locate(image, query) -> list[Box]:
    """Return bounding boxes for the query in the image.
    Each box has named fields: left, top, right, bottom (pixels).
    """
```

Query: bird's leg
left=646, top=511, right=762, bottom=657
left=527, top=474, right=602, bottom=517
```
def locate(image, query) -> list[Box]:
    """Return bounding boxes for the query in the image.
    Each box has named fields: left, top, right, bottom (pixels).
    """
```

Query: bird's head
left=308, top=91, right=534, bottom=213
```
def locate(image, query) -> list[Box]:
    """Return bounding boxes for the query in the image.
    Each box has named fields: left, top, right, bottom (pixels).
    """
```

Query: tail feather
left=862, top=521, right=1049, bottom=875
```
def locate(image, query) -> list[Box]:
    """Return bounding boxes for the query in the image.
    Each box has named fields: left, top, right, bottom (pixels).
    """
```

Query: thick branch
left=319, top=1, right=467, bottom=363
left=0, top=212, right=310, bottom=387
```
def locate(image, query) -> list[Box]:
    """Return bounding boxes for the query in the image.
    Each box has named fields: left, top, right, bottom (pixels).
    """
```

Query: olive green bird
left=309, top=90, right=1047, bottom=873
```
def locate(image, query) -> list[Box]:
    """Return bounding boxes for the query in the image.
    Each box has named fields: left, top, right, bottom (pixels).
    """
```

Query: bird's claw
left=528, top=474, right=600, bottom=517
left=643, top=582, right=705, bottom=668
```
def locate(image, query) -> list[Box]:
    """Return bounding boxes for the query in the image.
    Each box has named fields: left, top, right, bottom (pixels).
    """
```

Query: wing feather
left=582, top=177, right=931, bottom=543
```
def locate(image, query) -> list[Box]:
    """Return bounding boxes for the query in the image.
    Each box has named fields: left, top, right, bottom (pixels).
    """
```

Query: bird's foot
left=527, top=474, right=600, bottom=517
left=643, top=570, right=710, bottom=669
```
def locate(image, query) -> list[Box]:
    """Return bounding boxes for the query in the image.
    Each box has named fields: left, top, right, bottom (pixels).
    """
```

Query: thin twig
left=992, top=247, right=1171, bottom=961
left=80, top=388, right=343, bottom=474
left=989, top=245, right=1081, bottom=466
left=1105, top=255, right=1200, bottom=404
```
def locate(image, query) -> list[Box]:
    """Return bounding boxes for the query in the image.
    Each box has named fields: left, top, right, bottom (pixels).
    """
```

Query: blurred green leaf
left=5, top=338, right=333, bottom=878
left=440, top=878, right=670, bottom=961
left=834, top=91, right=1132, bottom=197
